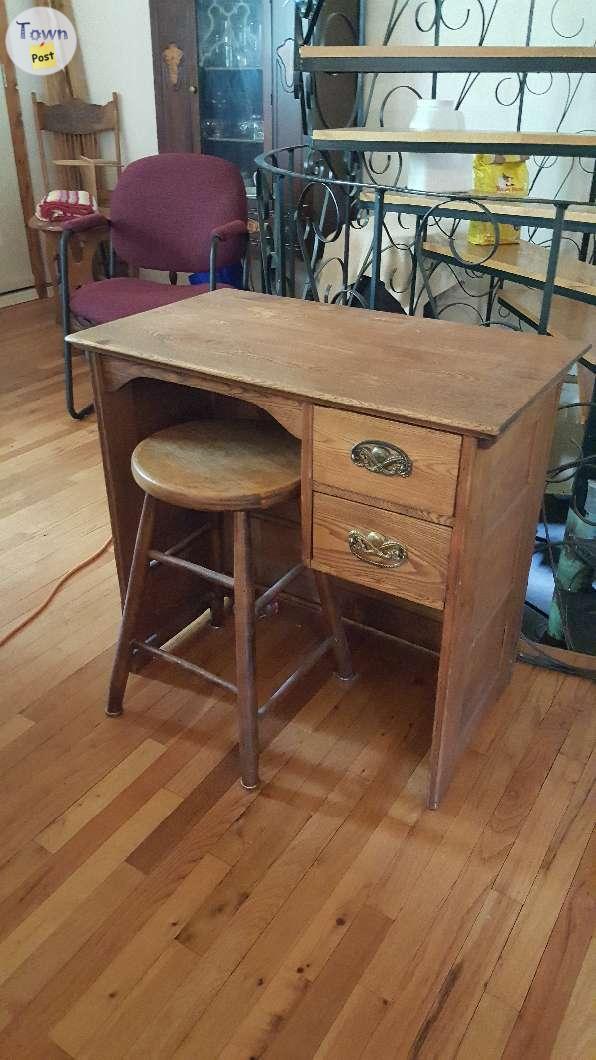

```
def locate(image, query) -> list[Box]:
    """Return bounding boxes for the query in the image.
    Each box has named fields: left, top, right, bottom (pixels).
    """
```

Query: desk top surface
left=71, top=289, right=585, bottom=438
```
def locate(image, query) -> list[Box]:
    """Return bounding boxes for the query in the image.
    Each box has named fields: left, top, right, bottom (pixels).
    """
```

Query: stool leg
left=210, top=513, right=226, bottom=628
left=233, top=510, right=259, bottom=790
left=106, top=494, right=156, bottom=717
left=314, top=572, right=354, bottom=681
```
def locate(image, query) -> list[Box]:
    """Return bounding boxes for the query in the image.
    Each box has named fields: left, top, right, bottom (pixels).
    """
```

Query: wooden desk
left=70, top=289, right=584, bottom=807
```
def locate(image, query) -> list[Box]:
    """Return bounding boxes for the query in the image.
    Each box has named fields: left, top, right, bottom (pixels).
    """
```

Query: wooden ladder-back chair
left=32, top=92, right=122, bottom=207
left=30, top=93, right=122, bottom=337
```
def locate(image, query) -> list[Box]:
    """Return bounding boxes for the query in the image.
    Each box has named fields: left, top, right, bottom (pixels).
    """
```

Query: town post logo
left=5, top=6, right=77, bottom=76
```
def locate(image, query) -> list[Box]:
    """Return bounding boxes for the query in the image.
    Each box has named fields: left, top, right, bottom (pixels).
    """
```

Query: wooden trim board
left=0, top=1, right=46, bottom=299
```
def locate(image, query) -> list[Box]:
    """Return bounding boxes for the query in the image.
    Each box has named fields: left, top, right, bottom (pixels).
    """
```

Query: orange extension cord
left=0, top=537, right=113, bottom=649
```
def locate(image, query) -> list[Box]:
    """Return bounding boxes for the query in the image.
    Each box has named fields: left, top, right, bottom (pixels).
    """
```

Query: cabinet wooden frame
left=148, top=0, right=359, bottom=162
left=148, top=0, right=276, bottom=157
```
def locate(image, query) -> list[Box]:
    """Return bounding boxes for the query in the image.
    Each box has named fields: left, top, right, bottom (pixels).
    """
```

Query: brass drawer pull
left=351, top=440, right=412, bottom=478
left=347, top=529, right=408, bottom=569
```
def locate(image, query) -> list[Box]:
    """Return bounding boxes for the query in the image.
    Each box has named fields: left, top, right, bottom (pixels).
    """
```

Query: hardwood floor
left=0, top=298, right=594, bottom=1060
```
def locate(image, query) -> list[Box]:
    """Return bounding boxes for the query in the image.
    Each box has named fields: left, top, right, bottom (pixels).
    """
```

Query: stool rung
left=147, top=550, right=234, bottom=590
left=255, top=563, right=305, bottom=616
left=258, top=636, right=334, bottom=716
left=149, top=523, right=211, bottom=569
left=131, top=640, right=237, bottom=695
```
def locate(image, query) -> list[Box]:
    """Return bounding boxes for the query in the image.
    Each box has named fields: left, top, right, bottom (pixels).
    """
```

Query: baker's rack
left=255, top=1, right=596, bottom=674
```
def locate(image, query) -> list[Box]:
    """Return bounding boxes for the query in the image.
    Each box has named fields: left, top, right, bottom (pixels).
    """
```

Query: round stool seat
left=131, top=419, right=301, bottom=511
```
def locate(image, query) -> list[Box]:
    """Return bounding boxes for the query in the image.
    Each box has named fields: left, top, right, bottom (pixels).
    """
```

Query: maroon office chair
left=60, top=153, right=248, bottom=419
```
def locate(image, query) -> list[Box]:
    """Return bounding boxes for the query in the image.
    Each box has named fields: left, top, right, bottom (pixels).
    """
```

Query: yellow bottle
left=468, top=154, right=529, bottom=246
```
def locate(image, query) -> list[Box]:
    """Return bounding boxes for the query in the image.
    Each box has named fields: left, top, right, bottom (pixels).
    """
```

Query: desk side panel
left=429, top=385, right=560, bottom=807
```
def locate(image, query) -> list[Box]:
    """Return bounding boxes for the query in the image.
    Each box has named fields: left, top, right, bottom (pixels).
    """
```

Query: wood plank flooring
left=0, top=299, right=594, bottom=1059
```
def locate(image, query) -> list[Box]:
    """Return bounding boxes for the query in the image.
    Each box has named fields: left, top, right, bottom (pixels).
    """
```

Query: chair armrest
left=210, top=219, right=249, bottom=243
left=59, top=214, right=110, bottom=334
left=209, top=220, right=249, bottom=291
left=62, top=212, right=110, bottom=234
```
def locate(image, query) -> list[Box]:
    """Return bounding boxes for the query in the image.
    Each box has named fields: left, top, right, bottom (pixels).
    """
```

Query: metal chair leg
left=233, top=510, right=259, bottom=789
left=64, top=340, right=94, bottom=421
left=60, top=230, right=94, bottom=420
left=106, top=495, right=157, bottom=716
left=314, top=571, right=354, bottom=681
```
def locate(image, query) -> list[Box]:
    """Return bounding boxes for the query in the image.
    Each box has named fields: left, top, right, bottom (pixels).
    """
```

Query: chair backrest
left=109, top=154, right=248, bottom=274
left=32, top=93, right=122, bottom=203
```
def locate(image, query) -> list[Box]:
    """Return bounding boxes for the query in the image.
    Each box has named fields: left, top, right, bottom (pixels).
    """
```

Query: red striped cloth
left=35, top=189, right=99, bottom=223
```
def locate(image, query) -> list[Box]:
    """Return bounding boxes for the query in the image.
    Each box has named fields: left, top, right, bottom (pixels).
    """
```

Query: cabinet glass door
left=197, top=0, right=265, bottom=198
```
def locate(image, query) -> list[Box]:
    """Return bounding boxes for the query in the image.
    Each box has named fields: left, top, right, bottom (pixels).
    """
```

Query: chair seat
left=131, top=420, right=301, bottom=512
left=70, top=277, right=224, bottom=325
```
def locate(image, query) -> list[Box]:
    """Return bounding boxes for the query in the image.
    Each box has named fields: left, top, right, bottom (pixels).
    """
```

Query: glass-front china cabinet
left=150, top=0, right=359, bottom=199
left=150, top=0, right=303, bottom=200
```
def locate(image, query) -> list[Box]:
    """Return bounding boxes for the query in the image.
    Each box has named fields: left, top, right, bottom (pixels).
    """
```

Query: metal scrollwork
left=351, top=440, right=413, bottom=478
left=263, top=2, right=596, bottom=310
left=347, top=529, right=409, bottom=569
left=260, top=2, right=596, bottom=672
left=295, top=0, right=594, bottom=215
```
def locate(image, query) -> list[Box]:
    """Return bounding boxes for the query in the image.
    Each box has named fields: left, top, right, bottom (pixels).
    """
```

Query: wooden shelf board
left=300, top=45, right=596, bottom=74
left=497, top=286, right=596, bottom=364
left=312, top=128, right=596, bottom=157
left=423, top=235, right=596, bottom=301
left=361, top=190, right=596, bottom=232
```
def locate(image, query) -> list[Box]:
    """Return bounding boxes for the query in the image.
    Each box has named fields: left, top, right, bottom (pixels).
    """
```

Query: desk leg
left=234, top=510, right=259, bottom=790
left=210, top=513, right=226, bottom=627
left=107, top=494, right=156, bottom=715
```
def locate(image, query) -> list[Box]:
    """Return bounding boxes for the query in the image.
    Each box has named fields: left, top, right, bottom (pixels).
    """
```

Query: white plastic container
left=406, top=99, right=471, bottom=194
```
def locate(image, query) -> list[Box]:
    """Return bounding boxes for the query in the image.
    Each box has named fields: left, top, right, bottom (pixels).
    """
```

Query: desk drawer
left=312, top=494, right=451, bottom=610
left=313, top=407, right=461, bottom=519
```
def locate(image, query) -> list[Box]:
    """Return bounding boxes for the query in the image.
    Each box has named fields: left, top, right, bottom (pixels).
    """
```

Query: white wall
left=72, top=0, right=158, bottom=167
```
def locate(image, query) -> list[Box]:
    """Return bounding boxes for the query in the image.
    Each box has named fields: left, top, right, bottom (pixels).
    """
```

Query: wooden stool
left=107, top=419, right=354, bottom=789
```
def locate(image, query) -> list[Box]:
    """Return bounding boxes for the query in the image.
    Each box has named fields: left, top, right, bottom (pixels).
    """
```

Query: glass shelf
left=197, top=0, right=265, bottom=193
left=204, top=66, right=262, bottom=72
left=204, top=136, right=264, bottom=144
